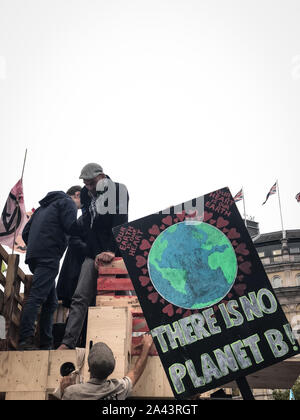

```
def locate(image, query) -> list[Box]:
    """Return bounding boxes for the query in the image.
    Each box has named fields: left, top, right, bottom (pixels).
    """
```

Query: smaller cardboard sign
left=113, top=187, right=299, bottom=399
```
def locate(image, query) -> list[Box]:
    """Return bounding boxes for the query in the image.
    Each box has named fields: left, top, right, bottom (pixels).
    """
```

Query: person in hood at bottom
left=18, top=190, right=82, bottom=351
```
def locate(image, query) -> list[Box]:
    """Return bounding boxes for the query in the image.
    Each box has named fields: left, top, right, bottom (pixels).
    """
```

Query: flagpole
left=242, top=187, right=248, bottom=228
left=276, top=179, right=285, bottom=240
left=21, top=148, right=27, bottom=181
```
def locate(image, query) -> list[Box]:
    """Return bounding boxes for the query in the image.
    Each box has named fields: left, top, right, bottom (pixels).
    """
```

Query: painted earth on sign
left=148, top=221, right=237, bottom=309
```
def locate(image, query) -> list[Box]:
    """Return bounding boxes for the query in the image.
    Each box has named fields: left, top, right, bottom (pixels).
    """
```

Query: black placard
left=113, top=187, right=299, bottom=399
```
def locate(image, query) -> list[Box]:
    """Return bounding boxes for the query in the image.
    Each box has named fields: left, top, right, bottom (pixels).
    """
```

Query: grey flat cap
left=79, top=163, right=103, bottom=180
left=88, top=342, right=115, bottom=380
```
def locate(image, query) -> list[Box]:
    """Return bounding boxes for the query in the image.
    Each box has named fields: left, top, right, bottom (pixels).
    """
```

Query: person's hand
left=60, top=375, right=76, bottom=395
left=141, top=333, right=154, bottom=349
left=134, top=333, right=154, bottom=352
left=95, top=252, right=115, bottom=268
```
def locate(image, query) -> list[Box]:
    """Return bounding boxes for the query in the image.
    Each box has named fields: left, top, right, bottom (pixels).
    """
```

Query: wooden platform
left=0, top=350, right=78, bottom=400
left=0, top=348, right=299, bottom=400
left=0, top=256, right=299, bottom=400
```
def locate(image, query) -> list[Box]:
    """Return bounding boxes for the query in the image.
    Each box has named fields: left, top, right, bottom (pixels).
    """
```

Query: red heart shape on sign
left=239, top=261, right=252, bottom=274
left=235, top=243, right=249, bottom=256
left=217, top=217, right=229, bottom=229
left=227, top=228, right=241, bottom=239
left=139, top=276, right=150, bottom=286
left=148, top=292, right=159, bottom=304
left=233, top=283, right=247, bottom=296
left=140, top=239, right=151, bottom=250
left=148, top=225, right=160, bottom=236
left=136, top=256, right=146, bottom=268
left=162, top=304, right=174, bottom=317
left=204, top=211, right=213, bottom=222
left=162, top=215, right=173, bottom=226
left=176, top=212, right=185, bottom=221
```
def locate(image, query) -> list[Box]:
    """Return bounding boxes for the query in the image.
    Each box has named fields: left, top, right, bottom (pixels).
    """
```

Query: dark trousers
left=19, top=258, right=59, bottom=347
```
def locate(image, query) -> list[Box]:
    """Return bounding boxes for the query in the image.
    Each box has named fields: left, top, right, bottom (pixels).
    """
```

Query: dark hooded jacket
left=22, top=191, right=79, bottom=263
left=56, top=216, right=88, bottom=307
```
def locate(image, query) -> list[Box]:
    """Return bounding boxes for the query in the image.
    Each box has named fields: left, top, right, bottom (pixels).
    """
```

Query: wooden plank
left=47, top=350, right=78, bottom=392
left=98, top=257, right=128, bottom=275
left=3, top=255, right=19, bottom=349
left=0, top=272, right=6, bottom=287
left=5, top=391, right=46, bottom=400
left=96, top=295, right=142, bottom=313
left=24, top=275, right=33, bottom=296
left=130, top=355, right=173, bottom=398
left=0, top=351, right=9, bottom=390
left=0, top=289, right=3, bottom=313
left=0, top=351, right=49, bottom=392
left=4, top=254, right=19, bottom=303
left=98, top=267, right=128, bottom=275
left=99, top=257, right=127, bottom=270
left=83, top=307, right=132, bottom=381
left=97, top=276, right=134, bottom=291
left=0, top=245, right=9, bottom=262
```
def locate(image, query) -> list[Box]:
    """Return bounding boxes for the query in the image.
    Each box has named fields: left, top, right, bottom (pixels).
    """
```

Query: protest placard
left=113, top=187, right=299, bottom=399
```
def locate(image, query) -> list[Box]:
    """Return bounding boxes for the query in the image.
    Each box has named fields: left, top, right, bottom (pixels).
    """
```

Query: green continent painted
left=149, top=234, right=187, bottom=294
left=148, top=221, right=237, bottom=309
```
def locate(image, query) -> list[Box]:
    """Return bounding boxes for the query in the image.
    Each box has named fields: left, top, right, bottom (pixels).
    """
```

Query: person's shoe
left=57, top=343, right=72, bottom=350
left=18, top=337, right=38, bottom=351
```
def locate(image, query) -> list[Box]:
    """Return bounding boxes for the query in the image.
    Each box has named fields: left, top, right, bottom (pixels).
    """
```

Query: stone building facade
left=253, top=229, right=300, bottom=340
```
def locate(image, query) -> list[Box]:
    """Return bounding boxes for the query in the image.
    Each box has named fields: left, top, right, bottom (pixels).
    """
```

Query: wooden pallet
left=1, top=257, right=298, bottom=399
left=93, top=258, right=172, bottom=397
left=97, top=257, right=157, bottom=356
left=0, top=349, right=79, bottom=400
left=0, top=246, right=33, bottom=350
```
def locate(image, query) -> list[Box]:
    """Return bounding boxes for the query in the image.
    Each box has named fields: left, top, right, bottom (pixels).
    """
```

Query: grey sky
left=1, top=0, right=300, bottom=238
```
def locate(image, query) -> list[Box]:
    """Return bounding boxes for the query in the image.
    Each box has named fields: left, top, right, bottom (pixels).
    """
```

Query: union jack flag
left=262, top=182, right=277, bottom=205
left=296, top=192, right=300, bottom=203
left=233, top=189, right=244, bottom=202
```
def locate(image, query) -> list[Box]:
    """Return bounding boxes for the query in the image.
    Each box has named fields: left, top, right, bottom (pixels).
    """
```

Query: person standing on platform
left=18, top=189, right=81, bottom=350
left=56, top=186, right=87, bottom=309
left=58, top=163, right=129, bottom=350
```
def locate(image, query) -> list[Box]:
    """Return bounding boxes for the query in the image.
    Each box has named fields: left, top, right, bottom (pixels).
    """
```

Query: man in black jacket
left=58, top=163, right=129, bottom=350
left=18, top=191, right=80, bottom=350
left=56, top=186, right=87, bottom=309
